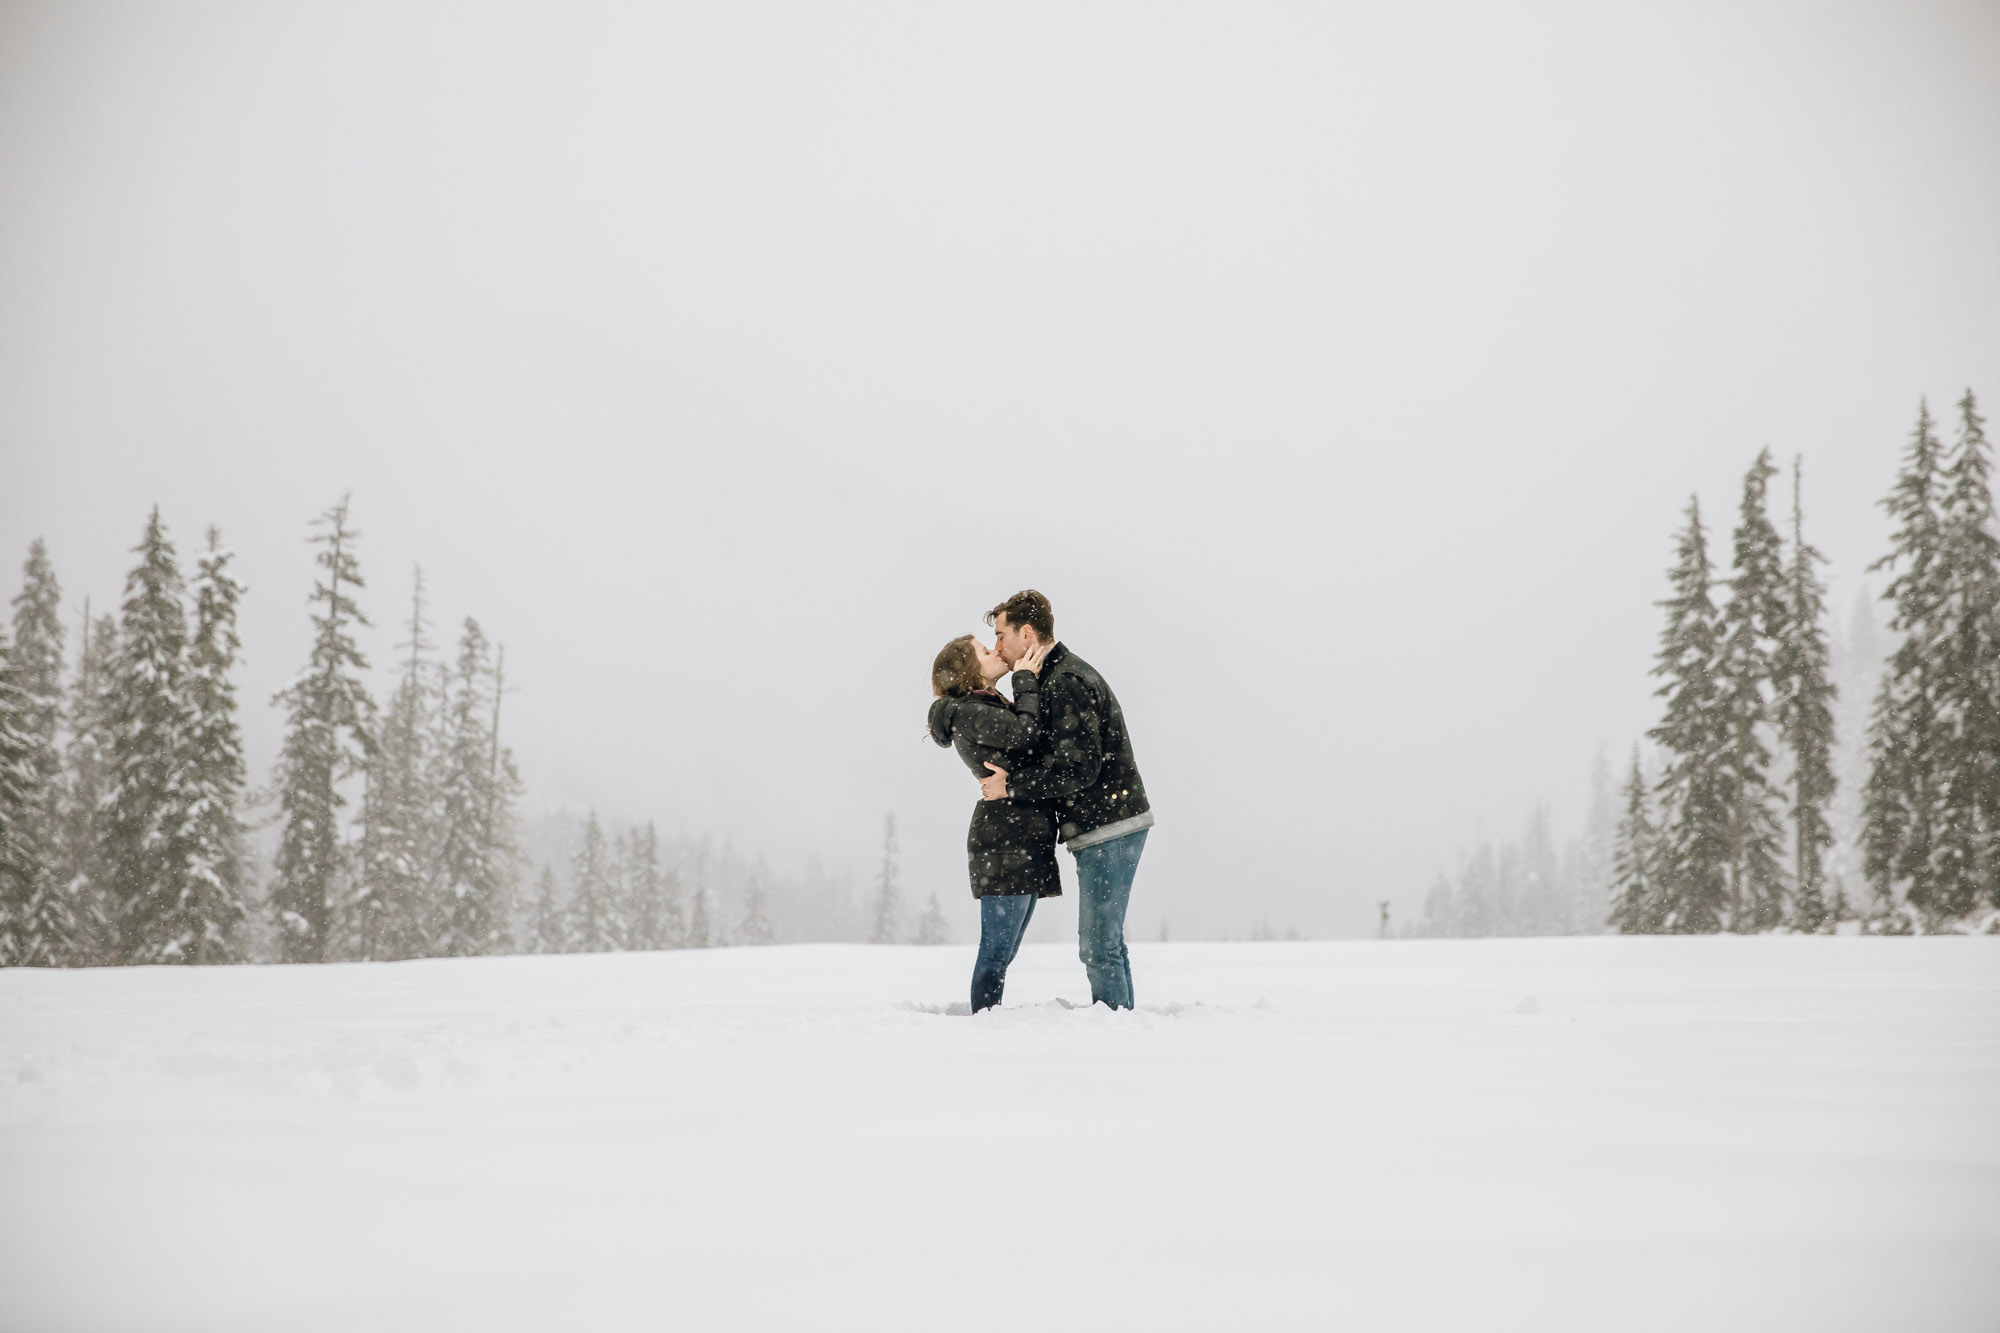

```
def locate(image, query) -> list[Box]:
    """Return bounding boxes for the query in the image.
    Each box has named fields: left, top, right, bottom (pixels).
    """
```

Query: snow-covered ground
left=2, top=938, right=1996, bottom=1332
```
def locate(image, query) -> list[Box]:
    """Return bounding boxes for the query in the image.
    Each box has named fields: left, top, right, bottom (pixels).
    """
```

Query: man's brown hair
left=932, top=635, right=986, bottom=698
left=986, top=589, right=1055, bottom=642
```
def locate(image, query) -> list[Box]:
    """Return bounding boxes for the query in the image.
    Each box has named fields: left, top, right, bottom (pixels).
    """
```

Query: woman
left=927, top=633, right=1055, bottom=1011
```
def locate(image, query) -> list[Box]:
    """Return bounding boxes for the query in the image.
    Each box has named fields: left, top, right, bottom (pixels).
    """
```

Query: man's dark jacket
left=1003, top=643, right=1152, bottom=847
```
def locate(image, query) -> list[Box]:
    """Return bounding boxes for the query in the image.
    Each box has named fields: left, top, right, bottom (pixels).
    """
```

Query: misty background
left=4, top=1, right=1997, bottom=941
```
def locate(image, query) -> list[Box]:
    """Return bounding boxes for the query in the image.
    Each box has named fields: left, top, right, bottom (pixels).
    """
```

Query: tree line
left=0, top=497, right=911, bottom=968
left=1418, top=389, right=1995, bottom=938
left=1619, top=390, right=1996, bottom=934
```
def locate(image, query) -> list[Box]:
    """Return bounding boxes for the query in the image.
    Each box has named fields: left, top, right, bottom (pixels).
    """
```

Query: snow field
left=2, top=937, right=1997, bottom=1331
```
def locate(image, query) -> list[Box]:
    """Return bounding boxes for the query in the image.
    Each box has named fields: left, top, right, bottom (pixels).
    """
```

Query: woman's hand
left=1015, top=641, right=1050, bottom=676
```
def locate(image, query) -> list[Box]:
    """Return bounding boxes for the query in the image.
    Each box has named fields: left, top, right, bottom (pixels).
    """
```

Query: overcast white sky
left=4, top=1, right=1998, bottom=938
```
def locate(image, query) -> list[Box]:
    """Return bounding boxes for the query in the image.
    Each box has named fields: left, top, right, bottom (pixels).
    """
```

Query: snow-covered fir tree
left=0, top=618, right=43, bottom=966
left=1774, top=458, right=1837, bottom=932
left=5, top=540, right=79, bottom=965
left=1715, top=451, right=1790, bottom=932
left=625, top=822, right=680, bottom=950
left=737, top=876, right=773, bottom=945
left=101, top=509, right=202, bottom=964
left=1608, top=748, right=1658, bottom=934
left=269, top=497, right=376, bottom=964
left=60, top=608, right=118, bottom=962
left=1828, top=587, right=1885, bottom=912
left=354, top=568, right=442, bottom=960
left=1864, top=403, right=1948, bottom=919
left=433, top=620, right=518, bottom=956
left=1650, top=496, right=1731, bottom=933
left=1516, top=804, right=1561, bottom=934
left=1927, top=390, right=1999, bottom=918
left=913, top=892, right=949, bottom=945
left=687, top=870, right=713, bottom=949
left=1563, top=747, right=1618, bottom=931
left=173, top=526, right=250, bottom=963
left=564, top=810, right=618, bottom=953
left=528, top=864, right=564, bottom=953
left=869, top=813, right=901, bottom=944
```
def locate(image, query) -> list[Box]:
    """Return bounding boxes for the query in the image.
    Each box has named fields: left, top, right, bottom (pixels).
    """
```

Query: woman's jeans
left=971, top=894, right=1037, bottom=1012
left=1074, top=828, right=1146, bottom=1010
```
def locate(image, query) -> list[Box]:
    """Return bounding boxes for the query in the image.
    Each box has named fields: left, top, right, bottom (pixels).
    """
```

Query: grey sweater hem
left=1064, top=810, right=1156, bottom=852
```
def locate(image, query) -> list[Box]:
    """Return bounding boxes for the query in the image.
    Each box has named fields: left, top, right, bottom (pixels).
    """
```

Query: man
left=979, top=590, right=1152, bottom=1009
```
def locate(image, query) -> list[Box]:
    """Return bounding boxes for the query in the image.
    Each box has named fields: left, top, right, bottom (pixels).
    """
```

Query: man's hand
left=1015, top=641, right=1050, bottom=675
left=980, top=762, right=1010, bottom=801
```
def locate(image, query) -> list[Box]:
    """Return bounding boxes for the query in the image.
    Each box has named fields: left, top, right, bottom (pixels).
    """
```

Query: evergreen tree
left=1649, top=497, right=1730, bottom=933
left=1518, top=804, right=1559, bottom=933
left=270, top=497, right=376, bottom=964
left=1930, top=390, right=2000, bottom=916
left=530, top=864, right=565, bottom=954
left=0, top=620, right=42, bottom=965
left=1564, top=746, right=1617, bottom=934
left=626, top=822, right=679, bottom=950
left=355, top=568, right=441, bottom=960
left=5, top=541, right=77, bottom=964
left=102, top=509, right=200, bottom=963
left=1417, top=872, right=1455, bottom=938
left=60, top=609, right=117, bottom=962
left=433, top=620, right=517, bottom=956
left=609, top=829, right=634, bottom=950
left=564, top=810, right=617, bottom=953
left=1715, top=450, right=1790, bottom=931
left=1865, top=403, right=1948, bottom=916
left=913, top=892, right=949, bottom=945
left=869, top=813, right=902, bottom=944
left=1608, top=748, right=1659, bottom=934
left=687, top=873, right=713, bottom=949
left=173, top=527, right=249, bottom=963
left=738, top=876, right=774, bottom=945
left=1774, top=459, right=1837, bottom=932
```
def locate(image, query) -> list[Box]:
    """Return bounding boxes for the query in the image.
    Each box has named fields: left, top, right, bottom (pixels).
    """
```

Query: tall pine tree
left=530, top=863, right=565, bottom=954
left=355, top=568, right=441, bottom=960
left=1930, top=389, right=1999, bottom=916
left=1650, top=498, right=1730, bottom=932
left=270, top=497, right=376, bottom=964
left=1608, top=748, right=1658, bottom=934
left=433, top=619, right=517, bottom=956
left=738, top=876, right=774, bottom=945
left=174, top=527, right=249, bottom=962
left=564, top=810, right=617, bottom=953
left=1715, top=450, right=1790, bottom=931
left=102, top=509, right=200, bottom=963
left=61, top=608, right=118, bottom=962
left=6, top=541, right=77, bottom=964
left=869, top=813, right=901, bottom=944
left=0, top=619, right=41, bottom=965
left=1774, top=459, right=1837, bottom=932
left=1865, top=403, right=1948, bottom=918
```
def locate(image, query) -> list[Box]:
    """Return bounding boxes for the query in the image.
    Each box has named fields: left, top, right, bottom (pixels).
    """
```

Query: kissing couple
left=926, top=590, right=1153, bottom=1013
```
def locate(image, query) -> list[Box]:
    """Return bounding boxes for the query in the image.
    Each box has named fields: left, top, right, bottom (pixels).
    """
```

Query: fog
left=4, top=1, right=1998, bottom=939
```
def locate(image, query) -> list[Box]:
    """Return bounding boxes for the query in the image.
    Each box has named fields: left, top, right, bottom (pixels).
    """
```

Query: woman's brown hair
left=932, top=635, right=986, bottom=698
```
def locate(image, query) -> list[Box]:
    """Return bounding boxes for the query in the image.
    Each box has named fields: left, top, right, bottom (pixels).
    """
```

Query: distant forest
left=1417, top=389, right=2000, bottom=938
left=0, top=497, right=942, bottom=969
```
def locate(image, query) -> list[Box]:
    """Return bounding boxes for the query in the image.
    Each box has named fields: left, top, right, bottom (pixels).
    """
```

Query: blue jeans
left=1074, top=828, right=1146, bottom=1009
left=971, top=894, right=1037, bottom=1012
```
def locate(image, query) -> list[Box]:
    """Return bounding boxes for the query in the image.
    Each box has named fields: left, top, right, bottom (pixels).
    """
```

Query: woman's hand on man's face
left=1016, top=641, right=1049, bottom=675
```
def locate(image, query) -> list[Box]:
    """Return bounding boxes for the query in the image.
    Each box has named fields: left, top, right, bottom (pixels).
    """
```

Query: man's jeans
left=1074, top=828, right=1146, bottom=1009
left=971, top=893, right=1037, bottom=1012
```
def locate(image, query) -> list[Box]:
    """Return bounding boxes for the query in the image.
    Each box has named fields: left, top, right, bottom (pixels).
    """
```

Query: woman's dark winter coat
left=927, top=671, right=1062, bottom=898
